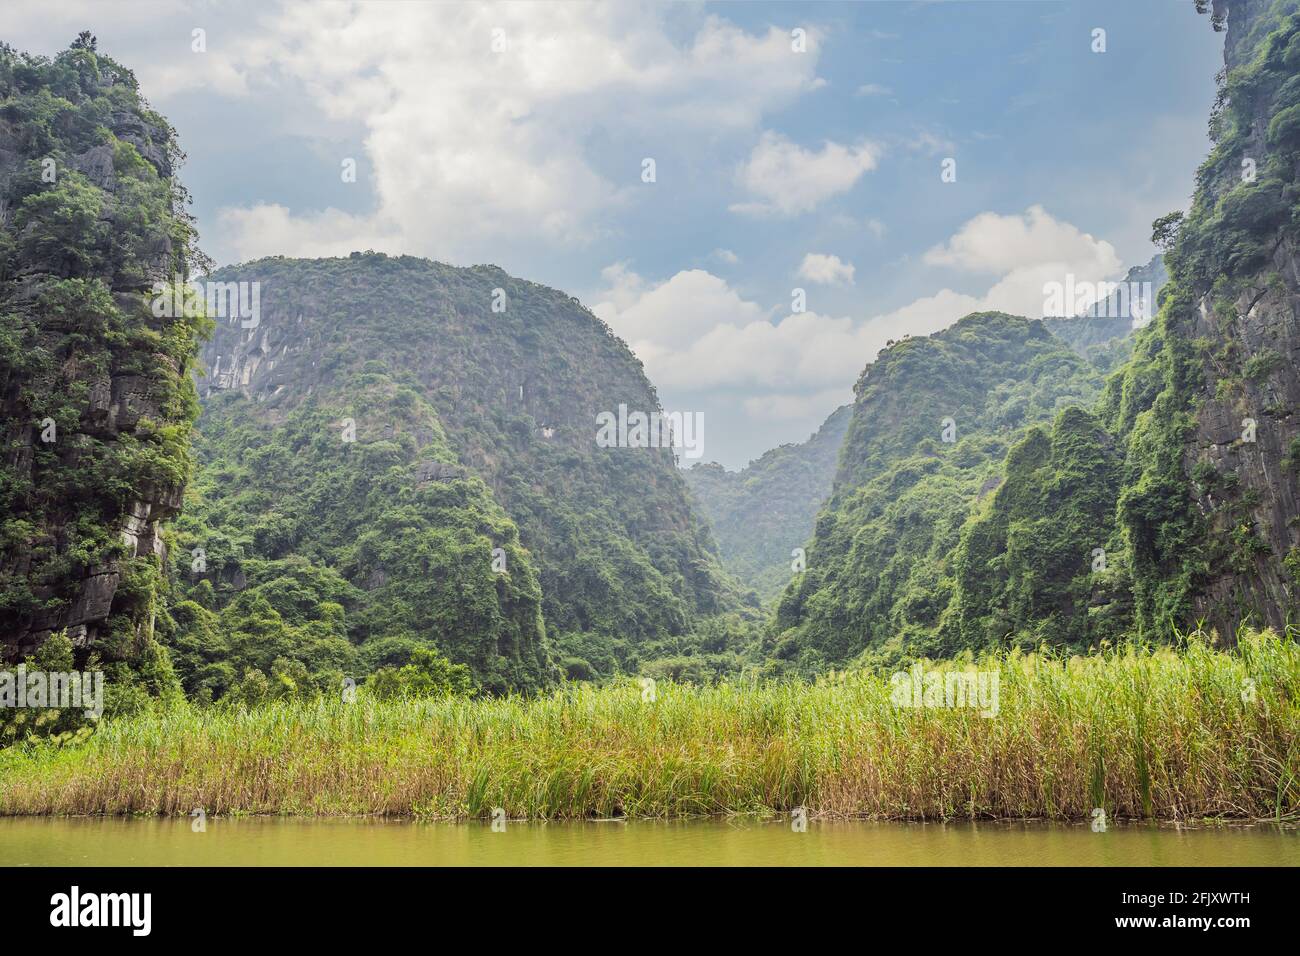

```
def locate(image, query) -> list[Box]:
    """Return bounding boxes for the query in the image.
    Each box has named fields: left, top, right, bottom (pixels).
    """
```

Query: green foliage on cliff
left=166, top=366, right=556, bottom=698
left=943, top=407, right=1127, bottom=649
left=1173, top=6, right=1300, bottom=289
left=188, top=254, right=740, bottom=687
left=769, top=314, right=1110, bottom=671
left=769, top=2, right=1300, bottom=672
left=1101, top=2, right=1300, bottom=636
left=0, top=37, right=205, bottom=668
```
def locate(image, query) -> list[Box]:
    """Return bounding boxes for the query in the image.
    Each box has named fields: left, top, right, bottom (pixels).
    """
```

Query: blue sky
left=5, top=1, right=1224, bottom=467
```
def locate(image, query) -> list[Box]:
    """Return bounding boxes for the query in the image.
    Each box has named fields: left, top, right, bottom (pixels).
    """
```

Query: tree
left=1150, top=211, right=1184, bottom=252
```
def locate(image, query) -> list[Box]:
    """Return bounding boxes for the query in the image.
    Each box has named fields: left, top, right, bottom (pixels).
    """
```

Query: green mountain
left=4, top=0, right=1295, bottom=703
left=169, top=364, right=554, bottom=697
left=769, top=313, right=1110, bottom=671
left=1116, top=0, right=1300, bottom=637
left=0, top=34, right=204, bottom=692
left=175, top=254, right=739, bottom=693
left=688, top=254, right=1166, bottom=617
left=684, top=405, right=850, bottom=602
left=770, top=0, right=1300, bottom=670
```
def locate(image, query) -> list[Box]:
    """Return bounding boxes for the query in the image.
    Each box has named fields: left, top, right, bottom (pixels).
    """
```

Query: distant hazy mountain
left=1043, top=255, right=1168, bottom=361
left=685, top=405, right=851, bottom=602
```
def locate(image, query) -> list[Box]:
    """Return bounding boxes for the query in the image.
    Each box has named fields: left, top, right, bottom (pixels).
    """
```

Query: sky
left=2, top=1, right=1225, bottom=468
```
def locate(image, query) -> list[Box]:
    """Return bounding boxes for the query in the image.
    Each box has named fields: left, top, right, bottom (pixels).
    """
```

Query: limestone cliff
left=1175, top=0, right=1300, bottom=633
left=0, top=37, right=205, bottom=658
left=191, top=254, right=737, bottom=669
left=767, top=0, right=1300, bottom=667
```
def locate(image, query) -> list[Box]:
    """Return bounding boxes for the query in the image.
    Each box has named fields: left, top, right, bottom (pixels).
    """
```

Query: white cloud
left=908, top=130, right=956, bottom=155
left=215, top=204, right=398, bottom=262
left=662, top=310, right=876, bottom=390
left=918, top=205, right=1123, bottom=317
left=711, top=248, right=741, bottom=265
left=797, top=253, right=856, bottom=286
left=592, top=206, right=1122, bottom=416
left=592, top=266, right=764, bottom=355
left=593, top=266, right=889, bottom=394
left=730, top=131, right=879, bottom=218
left=924, top=204, right=1120, bottom=276
left=855, top=83, right=892, bottom=97
left=192, top=2, right=825, bottom=263
left=857, top=288, right=983, bottom=342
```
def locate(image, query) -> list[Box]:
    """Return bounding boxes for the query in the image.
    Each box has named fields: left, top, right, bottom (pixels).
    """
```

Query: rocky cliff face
left=770, top=313, right=1110, bottom=669
left=173, top=363, right=556, bottom=695
left=0, top=39, right=205, bottom=659
left=1177, top=0, right=1300, bottom=633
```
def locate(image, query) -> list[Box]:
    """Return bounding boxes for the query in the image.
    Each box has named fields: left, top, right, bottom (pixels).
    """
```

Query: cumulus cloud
left=924, top=204, right=1120, bottom=276
left=593, top=266, right=885, bottom=394
left=186, top=2, right=826, bottom=262
left=592, top=206, right=1121, bottom=425
left=797, top=253, right=855, bottom=286
left=592, top=266, right=765, bottom=359
left=920, top=205, right=1123, bottom=317
left=215, top=204, right=398, bottom=263
left=729, top=131, right=879, bottom=218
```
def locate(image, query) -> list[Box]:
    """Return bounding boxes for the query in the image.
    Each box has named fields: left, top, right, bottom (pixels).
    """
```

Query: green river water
left=1, top=817, right=1296, bottom=866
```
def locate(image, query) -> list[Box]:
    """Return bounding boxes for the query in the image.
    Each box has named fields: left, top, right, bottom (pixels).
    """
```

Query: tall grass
left=1, top=631, right=1296, bottom=821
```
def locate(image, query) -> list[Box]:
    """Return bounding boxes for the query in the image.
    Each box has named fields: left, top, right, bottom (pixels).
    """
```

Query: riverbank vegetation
left=2, top=629, right=1295, bottom=822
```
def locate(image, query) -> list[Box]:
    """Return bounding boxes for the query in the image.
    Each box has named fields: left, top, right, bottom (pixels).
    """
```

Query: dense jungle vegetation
left=768, top=3, right=1300, bottom=672
left=0, top=0, right=1296, bottom=788
left=0, top=35, right=203, bottom=735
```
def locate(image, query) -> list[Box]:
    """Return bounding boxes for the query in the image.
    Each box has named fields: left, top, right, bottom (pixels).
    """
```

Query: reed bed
left=1, top=631, right=1297, bottom=821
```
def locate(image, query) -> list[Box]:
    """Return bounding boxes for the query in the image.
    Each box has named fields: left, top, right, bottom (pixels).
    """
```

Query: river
left=1, top=817, right=1296, bottom=866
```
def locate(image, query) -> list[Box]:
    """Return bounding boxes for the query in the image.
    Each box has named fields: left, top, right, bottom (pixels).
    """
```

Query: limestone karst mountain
left=3, top=0, right=1295, bottom=701
left=180, top=254, right=740, bottom=691
left=0, top=37, right=205, bottom=673
left=769, top=0, right=1300, bottom=670
left=769, top=312, right=1111, bottom=669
